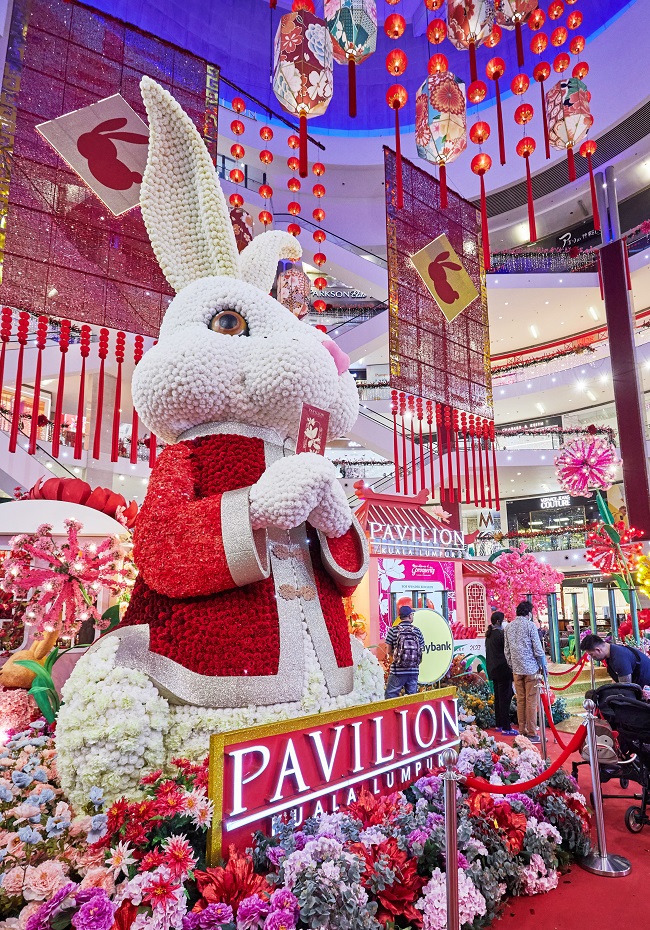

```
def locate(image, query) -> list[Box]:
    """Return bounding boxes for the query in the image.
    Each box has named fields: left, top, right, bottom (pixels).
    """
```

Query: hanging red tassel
left=92, top=328, right=110, bottom=460
left=579, top=142, right=600, bottom=231
left=514, top=21, right=525, bottom=68
left=51, top=319, right=70, bottom=459
left=8, top=312, right=30, bottom=454
left=469, top=414, right=479, bottom=506
left=439, top=163, right=448, bottom=209
left=111, top=331, right=126, bottom=462
left=0, top=308, right=13, bottom=421
left=471, top=155, right=492, bottom=272
left=461, top=411, right=470, bottom=503
left=130, top=336, right=145, bottom=465
left=28, top=316, right=49, bottom=455
left=148, top=432, right=157, bottom=469
left=452, top=408, right=462, bottom=501
left=533, top=62, right=552, bottom=160
left=624, top=239, right=632, bottom=291
left=477, top=416, right=486, bottom=508
left=348, top=58, right=357, bottom=118
left=517, top=137, right=537, bottom=242
left=399, top=391, right=408, bottom=492
left=74, top=325, right=91, bottom=460
left=484, top=419, right=493, bottom=508
left=444, top=405, right=454, bottom=503
left=395, top=107, right=403, bottom=209
left=417, top=397, right=426, bottom=492
left=299, top=113, right=308, bottom=178
left=408, top=394, right=417, bottom=494
left=469, top=40, right=478, bottom=83
left=567, top=145, right=576, bottom=182
left=596, top=250, right=604, bottom=300
left=436, top=402, right=446, bottom=501
left=426, top=401, right=435, bottom=499
left=391, top=389, right=400, bottom=493
left=270, top=0, right=277, bottom=7
left=490, top=420, right=500, bottom=508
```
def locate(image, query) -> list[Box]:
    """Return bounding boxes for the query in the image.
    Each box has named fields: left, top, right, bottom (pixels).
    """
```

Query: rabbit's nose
left=322, top=339, right=350, bottom=376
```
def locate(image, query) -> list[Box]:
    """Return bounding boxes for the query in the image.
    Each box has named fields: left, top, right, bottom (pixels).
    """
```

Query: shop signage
left=540, top=494, right=571, bottom=510
left=368, top=522, right=465, bottom=558
left=207, top=689, right=459, bottom=863
left=411, top=609, right=455, bottom=684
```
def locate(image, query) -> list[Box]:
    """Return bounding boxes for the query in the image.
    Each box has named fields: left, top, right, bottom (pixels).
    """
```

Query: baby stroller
left=595, top=683, right=650, bottom=833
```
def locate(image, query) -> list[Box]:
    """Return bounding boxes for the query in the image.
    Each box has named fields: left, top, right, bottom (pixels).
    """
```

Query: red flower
left=163, top=835, right=197, bottom=880
left=194, top=847, right=271, bottom=915
left=342, top=787, right=408, bottom=829
left=154, top=790, right=187, bottom=817
left=143, top=874, right=181, bottom=908
left=141, top=769, right=163, bottom=785
left=106, top=798, right=129, bottom=832
left=350, top=837, right=426, bottom=927
left=139, top=850, right=167, bottom=871
left=112, top=901, right=138, bottom=930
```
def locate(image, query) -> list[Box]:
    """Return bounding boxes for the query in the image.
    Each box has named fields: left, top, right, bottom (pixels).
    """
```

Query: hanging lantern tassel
left=74, top=326, right=92, bottom=460
left=417, top=397, right=426, bottom=491
left=579, top=140, right=600, bottom=231
left=436, top=402, right=446, bottom=501
left=517, top=137, right=537, bottom=243
left=439, top=162, right=448, bottom=210
left=348, top=57, right=357, bottom=118
left=477, top=416, right=486, bottom=508
left=471, top=154, right=492, bottom=271
left=408, top=394, right=417, bottom=494
left=427, top=401, right=435, bottom=499
left=8, top=311, right=30, bottom=454
left=111, top=331, right=126, bottom=462
left=391, top=389, right=400, bottom=493
left=298, top=112, right=309, bottom=178
left=0, top=307, right=13, bottom=420
left=469, top=40, right=478, bottom=84
left=515, top=21, right=525, bottom=69
left=469, top=414, right=479, bottom=506
left=399, top=391, right=408, bottom=492
left=483, top=419, right=493, bottom=509
left=486, top=59, right=507, bottom=166
left=387, top=85, right=407, bottom=210
left=444, top=405, right=454, bottom=503
left=452, top=408, right=462, bottom=501
left=567, top=144, right=576, bottom=182
left=130, top=336, right=145, bottom=465
left=28, top=316, right=49, bottom=455
left=51, top=319, right=70, bottom=459
left=92, top=328, right=110, bottom=460
left=461, top=411, right=471, bottom=503
left=532, top=63, right=551, bottom=159
left=490, top=420, right=500, bottom=508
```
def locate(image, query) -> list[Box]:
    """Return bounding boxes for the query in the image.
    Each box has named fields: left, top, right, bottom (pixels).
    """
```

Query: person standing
left=485, top=611, right=517, bottom=735
left=384, top=605, right=425, bottom=698
left=504, top=601, right=547, bottom=743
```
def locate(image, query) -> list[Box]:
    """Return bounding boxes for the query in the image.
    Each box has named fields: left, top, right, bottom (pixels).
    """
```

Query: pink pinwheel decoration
left=554, top=435, right=618, bottom=497
left=1, top=520, right=134, bottom=639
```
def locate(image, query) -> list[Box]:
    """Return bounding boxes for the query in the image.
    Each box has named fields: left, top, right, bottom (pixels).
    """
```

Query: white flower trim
left=250, top=453, right=353, bottom=538
left=57, top=632, right=383, bottom=806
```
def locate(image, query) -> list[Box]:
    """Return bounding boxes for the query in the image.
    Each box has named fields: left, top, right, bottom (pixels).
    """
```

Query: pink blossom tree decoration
left=1, top=520, right=134, bottom=639
left=554, top=434, right=619, bottom=498
left=486, top=545, right=564, bottom=620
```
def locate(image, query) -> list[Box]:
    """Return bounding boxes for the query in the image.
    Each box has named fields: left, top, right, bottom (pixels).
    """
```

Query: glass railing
left=0, top=411, right=76, bottom=480
left=489, top=228, right=650, bottom=276
left=472, top=532, right=587, bottom=557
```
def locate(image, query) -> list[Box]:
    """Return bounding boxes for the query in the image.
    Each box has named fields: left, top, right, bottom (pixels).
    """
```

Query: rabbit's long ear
left=239, top=230, right=302, bottom=295
left=140, top=76, right=239, bottom=291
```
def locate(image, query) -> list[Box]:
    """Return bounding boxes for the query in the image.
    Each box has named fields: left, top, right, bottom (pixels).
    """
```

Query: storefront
left=505, top=491, right=600, bottom=551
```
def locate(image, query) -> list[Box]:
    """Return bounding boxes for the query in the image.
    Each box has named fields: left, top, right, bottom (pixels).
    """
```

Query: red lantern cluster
left=312, top=161, right=327, bottom=275
left=384, top=3, right=410, bottom=211
left=228, top=102, right=247, bottom=206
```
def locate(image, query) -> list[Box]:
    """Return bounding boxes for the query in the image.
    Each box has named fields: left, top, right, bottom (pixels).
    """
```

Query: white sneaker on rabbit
left=56, top=77, right=384, bottom=809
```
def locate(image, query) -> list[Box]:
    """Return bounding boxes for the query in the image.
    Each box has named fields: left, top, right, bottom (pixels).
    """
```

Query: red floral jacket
left=118, top=428, right=367, bottom=708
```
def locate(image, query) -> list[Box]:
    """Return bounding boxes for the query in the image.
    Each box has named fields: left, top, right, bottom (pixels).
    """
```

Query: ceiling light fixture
left=588, top=306, right=599, bottom=320
left=530, top=324, right=539, bottom=338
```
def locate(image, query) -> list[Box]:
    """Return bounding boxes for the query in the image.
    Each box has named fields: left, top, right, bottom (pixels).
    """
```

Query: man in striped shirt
left=384, top=605, right=425, bottom=698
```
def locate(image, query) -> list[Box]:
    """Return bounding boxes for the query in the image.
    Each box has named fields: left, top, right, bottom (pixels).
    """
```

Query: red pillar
left=600, top=239, right=650, bottom=537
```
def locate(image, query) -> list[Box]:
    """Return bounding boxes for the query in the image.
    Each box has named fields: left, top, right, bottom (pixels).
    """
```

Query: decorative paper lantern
left=579, top=139, right=600, bottom=231
left=530, top=31, right=548, bottom=55
left=471, top=152, right=492, bottom=270
left=232, top=96, right=246, bottom=114
left=229, top=206, right=254, bottom=253
left=313, top=161, right=326, bottom=176
left=385, top=12, right=406, bottom=38
left=467, top=79, right=487, bottom=103
left=546, top=76, right=593, bottom=180
left=230, top=119, right=244, bottom=136
left=551, top=26, right=568, bottom=47
left=288, top=201, right=301, bottom=215
left=273, top=6, right=334, bottom=177
left=569, top=34, right=585, bottom=55
left=287, top=155, right=300, bottom=171
left=533, top=60, right=552, bottom=158
left=314, top=275, right=327, bottom=289
left=386, top=83, right=408, bottom=209
left=485, top=23, right=502, bottom=46
left=313, top=206, right=326, bottom=221
left=229, top=167, right=244, bottom=184
left=511, top=72, right=530, bottom=95
left=425, top=0, right=444, bottom=8
left=259, top=149, right=274, bottom=164
left=230, top=142, right=245, bottom=160
left=415, top=71, right=467, bottom=209
left=486, top=56, right=506, bottom=164
left=516, top=136, right=537, bottom=241
left=428, top=53, right=449, bottom=74
left=313, top=251, right=327, bottom=266
left=514, top=101, right=534, bottom=124
left=326, top=0, right=377, bottom=118
left=573, top=60, right=589, bottom=79
left=387, top=48, right=408, bottom=76
left=260, top=125, right=274, bottom=141
left=446, top=1, right=496, bottom=83
left=313, top=229, right=326, bottom=243
left=259, top=183, right=273, bottom=200
left=469, top=120, right=490, bottom=144
left=313, top=299, right=327, bottom=313
left=259, top=210, right=273, bottom=226
left=277, top=264, right=311, bottom=319
left=567, top=9, right=583, bottom=29
left=229, top=192, right=244, bottom=208
left=548, top=0, right=564, bottom=19
left=427, top=19, right=447, bottom=43
left=496, top=0, right=539, bottom=68
left=553, top=51, right=570, bottom=73
left=528, top=8, right=545, bottom=30
left=288, top=134, right=300, bottom=149
left=288, top=177, right=301, bottom=192
left=288, top=222, right=301, bottom=236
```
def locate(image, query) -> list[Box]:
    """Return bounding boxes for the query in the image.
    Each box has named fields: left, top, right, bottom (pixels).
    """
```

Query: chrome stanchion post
left=537, top=673, right=548, bottom=760
left=579, top=699, right=631, bottom=877
left=442, top=748, right=460, bottom=930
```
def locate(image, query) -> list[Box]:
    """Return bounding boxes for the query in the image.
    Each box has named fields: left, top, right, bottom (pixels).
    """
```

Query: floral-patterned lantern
left=546, top=76, right=593, bottom=181
left=415, top=71, right=467, bottom=208
left=325, top=0, right=377, bottom=118
left=447, top=0, right=496, bottom=83
left=229, top=206, right=254, bottom=253
left=496, top=0, right=539, bottom=67
left=273, top=4, right=334, bottom=177
left=277, top=264, right=312, bottom=319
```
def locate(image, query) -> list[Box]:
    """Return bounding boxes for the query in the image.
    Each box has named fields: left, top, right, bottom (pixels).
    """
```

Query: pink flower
left=22, top=861, right=69, bottom=902
left=5, top=835, right=26, bottom=859
left=3, top=866, right=26, bottom=897
left=18, top=902, right=42, bottom=930
left=79, top=868, right=116, bottom=896
left=163, top=835, right=197, bottom=880
left=69, top=816, right=92, bottom=838
left=10, top=803, right=41, bottom=823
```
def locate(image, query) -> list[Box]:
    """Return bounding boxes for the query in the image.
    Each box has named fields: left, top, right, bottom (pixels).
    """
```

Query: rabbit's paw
left=250, top=453, right=352, bottom=538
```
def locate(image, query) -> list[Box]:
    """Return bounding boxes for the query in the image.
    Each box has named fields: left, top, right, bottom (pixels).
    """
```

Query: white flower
left=108, top=840, right=136, bottom=877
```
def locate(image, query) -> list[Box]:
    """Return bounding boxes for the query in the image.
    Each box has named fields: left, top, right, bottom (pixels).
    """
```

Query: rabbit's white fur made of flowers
left=56, top=77, right=383, bottom=807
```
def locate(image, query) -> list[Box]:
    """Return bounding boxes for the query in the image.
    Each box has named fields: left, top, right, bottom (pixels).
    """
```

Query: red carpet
left=486, top=729, right=650, bottom=929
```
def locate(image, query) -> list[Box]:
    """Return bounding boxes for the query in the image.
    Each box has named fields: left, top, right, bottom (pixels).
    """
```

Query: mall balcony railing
left=0, top=410, right=76, bottom=481
left=489, top=227, right=650, bottom=275
left=472, top=530, right=588, bottom=557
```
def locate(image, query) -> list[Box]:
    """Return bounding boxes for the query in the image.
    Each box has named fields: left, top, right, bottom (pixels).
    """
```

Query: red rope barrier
left=547, top=654, right=587, bottom=676
left=540, top=692, right=568, bottom=750
left=548, top=658, right=589, bottom=692
left=464, top=724, right=587, bottom=795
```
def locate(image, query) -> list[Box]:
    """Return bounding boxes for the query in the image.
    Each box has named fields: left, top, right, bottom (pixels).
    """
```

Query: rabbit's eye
left=209, top=310, right=248, bottom=337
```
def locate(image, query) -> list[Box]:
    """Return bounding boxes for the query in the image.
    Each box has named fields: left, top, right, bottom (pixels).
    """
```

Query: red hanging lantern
left=313, top=229, right=326, bottom=243
left=567, top=9, right=583, bottom=29
left=259, top=183, right=273, bottom=200
left=288, top=177, right=301, bottom=192
left=288, top=201, right=301, bottom=215
left=427, top=19, right=447, bottom=43
left=260, top=125, right=274, bottom=141
left=469, top=121, right=490, bottom=144
left=130, top=335, right=144, bottom=465
left=514, top=101, right=534, bottom=125
left=471, top=152, right=492, bottom=271
left=553, top=52, right=571, bottom=72
left=229, top=191, right=244, bottom=208
left=288, top=222, right=301, bottom=236
left=573, top=60, right=589, bottom=79
left=229, top=167, right=244, bottom=184
left=579, top=139, right=600, bottom=232
left=313, top=206, right=326, bottom=221
left=259, top=210, right=273, bottom=226
left=550, top=25, right=568, bottom=46
left=230, top=142, right=245, bottom=160
left=425, top=0, right=444, bottom=9
left=528, top=8, right=545, bottom=30
left=511, top=72, right=530, bottom=95
left=314, top=324, right=328, bottom=333
left=386, top=48, right=408, bottom=76
left=232, top=97, right=246, bottom=114
left=467, top=79, right=487, bottom=103
left=288, top=135, right=300, bottom=149
left=312, top=162, right=326, bottom=176
left=386, top=83, right=408, bottom=209
left=313, top=183, right=326, bottom=197
left=530, top=31, right=548, bottom=54
left=446, top=0, right=496, bottom=84
left=314, top=275, right=327, bottom=289
left=51, top=318, right=71, bottom=459
left=92, top=327, right=109, bottom=460
left=259, top=149, right=274, bottom=164
left=230, top=119, right=244, bottom=136
left=516, top=136, right=537, bottom=242
left=313, top=299, right=327, bottom=313
left=287, top=155, right=300, bottom=172
left=533, top=60, right=552, bottom=158
left=548, top=0, right=564, bottom=19
left=484, top=23, right=502, bottom=47
left=496, top=0, right=540, bottom=69
left=313, top=251, right=327, bottom=266
left=293, top=0, right=315, bottom=10
left=428, top=53, right=449, bottom=74
left=569, top=34, right=585, bottom=55
left=385, top=13, right=406, bottom=38
left=28, top=316, right=49, bottom=456
left=486, top=57, right=506, bottom=164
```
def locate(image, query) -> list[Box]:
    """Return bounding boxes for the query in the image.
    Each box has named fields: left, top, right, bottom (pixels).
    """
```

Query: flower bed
left=0, top=723, right=591, bottom=930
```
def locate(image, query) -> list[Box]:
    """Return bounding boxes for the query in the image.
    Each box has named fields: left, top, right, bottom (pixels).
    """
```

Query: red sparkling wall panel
left=0, top=0, right=215, bottom=337
left=384, top=147, right=493, bottom=420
